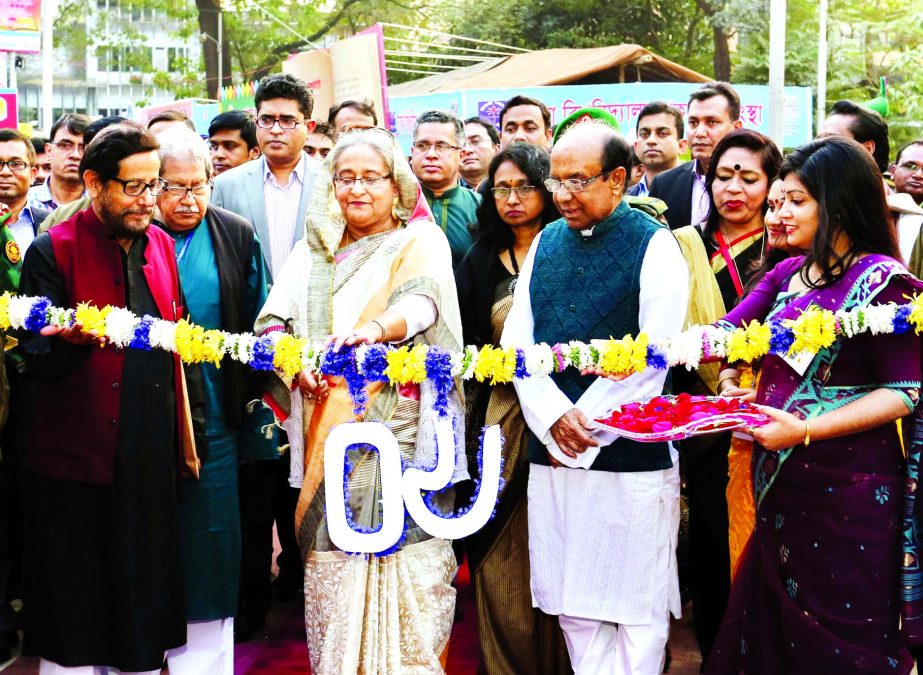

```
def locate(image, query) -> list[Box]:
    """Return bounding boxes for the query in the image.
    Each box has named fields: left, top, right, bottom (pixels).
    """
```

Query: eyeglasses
left=492, top=185, right=538, bottom=199
left=544, top=172, right=608, bottom=193
left=333, top=174, right=392, bottom=189
left=464, top=137, right=492, bottom=148
left=109, top=176, right=168, bottom=196
left=411, top=141, right=461, bottom=154
left=53, top=140, right=86, bottom=154
left=161, top=182, right=212, bottom=198
left=256, top=115, right=303, bottom=130
left=0, top=160, right=30, bottom=173
left=896, top=161, right=923, bottom=174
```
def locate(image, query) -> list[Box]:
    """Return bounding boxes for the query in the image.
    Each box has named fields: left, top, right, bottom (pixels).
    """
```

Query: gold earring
left=391, top=195, right=401, bottom=221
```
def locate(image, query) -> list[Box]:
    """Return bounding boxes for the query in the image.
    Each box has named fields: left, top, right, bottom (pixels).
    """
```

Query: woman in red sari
left=706, top=137, right=923, bottom=674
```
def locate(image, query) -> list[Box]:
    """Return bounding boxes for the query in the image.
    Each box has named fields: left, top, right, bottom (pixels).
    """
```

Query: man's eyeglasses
left=109, top=177, right=168, bottom=197
left=333, top=174, right=392, bottom=189
left=256, top=115, right=302, bottom=130
left=53, top=140, right=86, bottom=154
left=492, top=185, right=538, bottom=199
left=543, top=172, right=607, bottom=193
left=896, top=161, right=923, bottom=174
left=411, top=141, right=461, bottom=154
left=161, top=182, right=212, bottom=198
left=0, top=160, right=30, bottom=173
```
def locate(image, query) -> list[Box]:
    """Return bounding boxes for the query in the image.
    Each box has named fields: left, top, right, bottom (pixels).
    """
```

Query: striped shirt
left=263, top=155, right=306, bottom=279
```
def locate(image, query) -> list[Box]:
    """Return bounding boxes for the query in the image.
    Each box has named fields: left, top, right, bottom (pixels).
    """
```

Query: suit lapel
left=245, top=160, right=272, bottom=272
left=293, top=152, right=317, bottom=246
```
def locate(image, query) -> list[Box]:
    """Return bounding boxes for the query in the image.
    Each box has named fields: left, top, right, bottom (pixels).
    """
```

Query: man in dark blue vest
left=501, top=122, right=689, bottom=673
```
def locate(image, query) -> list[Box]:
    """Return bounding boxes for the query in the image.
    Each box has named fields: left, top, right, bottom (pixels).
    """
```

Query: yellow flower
left=201, top=330, right=225, bottom=366
left=726, top=320, right=771, bottom=363
left=74, top=302, right=111, bottom=335
left=385, top=345, right=412, bottom=385
left=598, top=334, right=649, bottom=376
left=0, top=292, right=11, bottom=330
left=909, top=294, right=923, bottom=334
left=273, top=334, right=306, bottom=379
left=407, top=344, right=429, bottom=384
left=788, top=306, right=837, bottom=356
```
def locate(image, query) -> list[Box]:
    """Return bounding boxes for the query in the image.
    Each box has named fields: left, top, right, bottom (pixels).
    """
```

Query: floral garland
left=4, top=291, right=923, bottom=416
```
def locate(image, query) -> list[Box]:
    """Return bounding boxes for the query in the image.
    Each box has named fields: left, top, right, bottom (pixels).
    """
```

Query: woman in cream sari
left=256, top=128, right=468, bottom=674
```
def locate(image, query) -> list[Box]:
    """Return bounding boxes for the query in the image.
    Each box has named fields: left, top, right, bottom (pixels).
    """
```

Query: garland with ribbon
left=4, top=291, right=923, bottom=415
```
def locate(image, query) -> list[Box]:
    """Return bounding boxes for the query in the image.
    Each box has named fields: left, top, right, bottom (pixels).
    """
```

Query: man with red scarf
left=17, top=121, right=200, bottom=674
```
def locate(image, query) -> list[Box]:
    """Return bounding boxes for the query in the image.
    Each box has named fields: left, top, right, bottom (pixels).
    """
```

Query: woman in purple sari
left=704, top=137, right=923, bottom=674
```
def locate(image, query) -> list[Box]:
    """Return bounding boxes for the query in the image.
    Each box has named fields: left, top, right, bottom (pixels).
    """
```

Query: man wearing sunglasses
left=17, top=121, right=200, bottom=674
left=27, top=113, right=91, bottom=212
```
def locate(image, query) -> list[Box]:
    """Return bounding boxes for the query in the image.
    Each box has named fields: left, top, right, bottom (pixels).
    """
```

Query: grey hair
left=412, top=110, right=464, bottom=146
left=328, top=128, right=414, bottom=222
left=156, top=127, right=212, bottom=179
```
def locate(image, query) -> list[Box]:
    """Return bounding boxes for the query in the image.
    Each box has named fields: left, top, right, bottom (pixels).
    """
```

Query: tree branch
left=268, top=0, right=364, bottom=57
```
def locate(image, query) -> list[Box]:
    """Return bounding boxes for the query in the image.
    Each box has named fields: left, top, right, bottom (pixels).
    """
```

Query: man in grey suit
left=211, top=73, right=319, bottom=282
left=210, top=73, right=319, bottom=642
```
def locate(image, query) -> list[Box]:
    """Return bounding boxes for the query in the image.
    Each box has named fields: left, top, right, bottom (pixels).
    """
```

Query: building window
left=167, top=47, right=187, bottom=73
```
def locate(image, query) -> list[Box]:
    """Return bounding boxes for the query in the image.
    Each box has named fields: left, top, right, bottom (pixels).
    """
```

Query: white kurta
left=501, top=224, right=689, bottom=626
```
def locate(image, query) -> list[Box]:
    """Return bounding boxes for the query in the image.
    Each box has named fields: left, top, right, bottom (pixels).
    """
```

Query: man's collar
left=579, top=200, right=630, bottom=237
left=692, top=159, right=707, bottom=180
left=422, top=181, right=459, bottom=200
left=263, top=153, right=306, bottom=183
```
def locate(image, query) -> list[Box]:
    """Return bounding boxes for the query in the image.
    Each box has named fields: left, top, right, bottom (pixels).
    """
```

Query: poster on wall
left=0, top=0, right=42, bottom=53
left=388, top=83, right=814, bottom=152
left=284, top=24, right=389, bottom=125
left=0, top=89, right=19, bottom=130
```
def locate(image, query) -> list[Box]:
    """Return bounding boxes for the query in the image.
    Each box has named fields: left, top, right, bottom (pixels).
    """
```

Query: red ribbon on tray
left=592, top=393, right=770, bottom=443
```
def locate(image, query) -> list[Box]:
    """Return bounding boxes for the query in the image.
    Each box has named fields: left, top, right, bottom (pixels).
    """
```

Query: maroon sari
left=705, top=255, right=923, bottom=674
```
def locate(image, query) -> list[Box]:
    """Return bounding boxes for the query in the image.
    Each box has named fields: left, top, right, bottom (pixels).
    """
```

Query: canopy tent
left=388, top=44, right=711, bottom=96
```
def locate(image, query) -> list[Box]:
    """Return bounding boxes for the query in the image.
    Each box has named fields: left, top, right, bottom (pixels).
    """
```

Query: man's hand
left=549, top=408, right=599, bottom=459
left=40, top=323, right=106, bottom=347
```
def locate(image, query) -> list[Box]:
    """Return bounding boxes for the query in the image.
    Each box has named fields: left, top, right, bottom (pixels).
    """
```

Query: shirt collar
left=263, top=153, right=307, bottom=185
left=692, top=159, right=707, bottom=181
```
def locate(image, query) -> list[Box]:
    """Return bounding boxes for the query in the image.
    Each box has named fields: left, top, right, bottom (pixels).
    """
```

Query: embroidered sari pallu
left=705, top=255, right=923, bottom=674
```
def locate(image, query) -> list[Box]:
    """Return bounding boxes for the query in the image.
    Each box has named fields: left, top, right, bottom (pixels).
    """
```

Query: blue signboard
left=388, top=83, right=813, bottom=153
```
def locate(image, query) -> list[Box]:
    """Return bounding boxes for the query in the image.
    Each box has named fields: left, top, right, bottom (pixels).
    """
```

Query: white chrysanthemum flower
left=525, top=343, right=555, bottom=377
left=104, top=307, right=137, bottom=348
left=449, top=350, right=464, bottom=377
left=666, top=329, right=702, bottom=370
left=459, top=345, right=479, bottom=380
left=567, top=341, right=594, bottom=370
left=47, top=307, right=70, bottom=328
left=865, top=304, right=895, bottom=335
left=7, top=296, right=35, bottom=329
left=149, top=319, right=177, bottom=352
left=703, top=325, right=727, bottom=360
left=302, top=341, right=324, bottom=373
left=354, top=344, right=370, bottom=375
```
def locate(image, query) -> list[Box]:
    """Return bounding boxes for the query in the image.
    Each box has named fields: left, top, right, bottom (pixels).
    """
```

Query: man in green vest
left=410, top=109, right=479, bottom=268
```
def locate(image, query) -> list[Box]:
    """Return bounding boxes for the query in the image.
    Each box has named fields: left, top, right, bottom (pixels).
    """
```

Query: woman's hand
left=295, top=369, right=331, bottom=401
left=721, top=386, right=757, bottom=403
left=580, top=366, right=629, bottom=382
left=749, top=405, right=808, bottom=452
left=326, top=323, right=381, bottom=353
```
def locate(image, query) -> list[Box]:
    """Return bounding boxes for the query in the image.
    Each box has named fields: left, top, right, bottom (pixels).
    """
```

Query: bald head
left=549, top=122, right=629, bottom=230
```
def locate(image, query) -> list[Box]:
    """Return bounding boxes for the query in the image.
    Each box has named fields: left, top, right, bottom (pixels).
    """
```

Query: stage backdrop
left=388, top=83, right=813, bottom=153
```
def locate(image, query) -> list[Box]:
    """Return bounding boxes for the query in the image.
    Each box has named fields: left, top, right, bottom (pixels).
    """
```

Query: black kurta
left=19, top=234, right=185, bottom=671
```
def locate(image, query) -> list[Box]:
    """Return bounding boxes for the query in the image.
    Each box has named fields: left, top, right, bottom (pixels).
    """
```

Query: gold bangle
left=371, top=319, right=387, bottom=343
left=803, top=420, right=811, bottom=447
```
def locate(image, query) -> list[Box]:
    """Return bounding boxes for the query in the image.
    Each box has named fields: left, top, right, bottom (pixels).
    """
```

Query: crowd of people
left=0, top=70, right=922, bottom=675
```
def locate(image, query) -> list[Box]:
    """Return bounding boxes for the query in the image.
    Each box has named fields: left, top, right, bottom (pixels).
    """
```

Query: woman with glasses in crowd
left=705, top=137, right=923, bottom=673
left=455, top=143, right=570, bottom=675
left=256, top=128, right=466, bottom=673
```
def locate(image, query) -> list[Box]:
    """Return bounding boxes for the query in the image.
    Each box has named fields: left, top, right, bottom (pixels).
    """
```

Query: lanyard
left=175, top=231, right=194, bottom=264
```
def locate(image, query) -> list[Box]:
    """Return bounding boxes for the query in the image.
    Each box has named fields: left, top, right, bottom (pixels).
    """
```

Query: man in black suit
left=648, top=82, right=742, bottom=229
left=627, top=102, right=687, bottom=198
left=0, top=129, right=48, bottom=664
